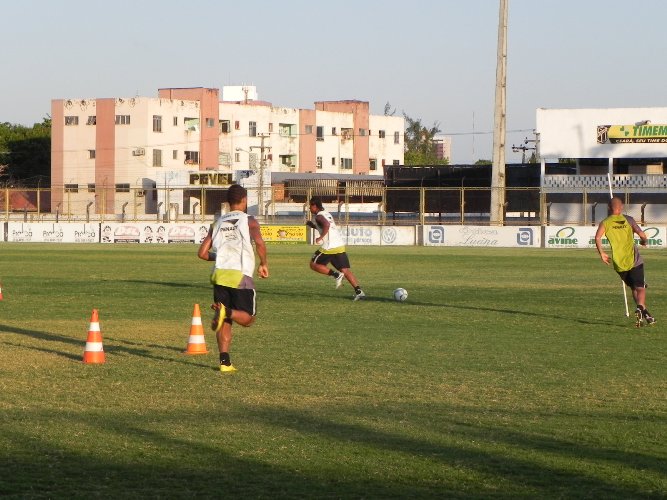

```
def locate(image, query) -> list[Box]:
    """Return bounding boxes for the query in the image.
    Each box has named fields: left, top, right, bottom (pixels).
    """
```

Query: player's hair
left=309, top=197, right=323, bottom=210
left=227, top=184, right=247, bottom=205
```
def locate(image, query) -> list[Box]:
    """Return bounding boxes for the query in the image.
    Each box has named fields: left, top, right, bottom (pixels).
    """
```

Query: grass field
left=0, top=243, right=666, bottom=499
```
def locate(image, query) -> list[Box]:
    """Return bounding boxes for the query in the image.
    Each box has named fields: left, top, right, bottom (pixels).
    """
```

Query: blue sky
left=2, top=0, right=665, bottom=164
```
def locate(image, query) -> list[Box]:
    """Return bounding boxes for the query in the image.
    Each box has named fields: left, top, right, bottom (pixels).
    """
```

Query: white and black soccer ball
left=393, top=287, right=408, bottom=302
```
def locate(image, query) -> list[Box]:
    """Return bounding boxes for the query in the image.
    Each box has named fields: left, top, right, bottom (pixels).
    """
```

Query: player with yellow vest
left=595, top=197, right=655, bottom=326
left=198, top=184, right=269, bottom=372
left=306, top=197, right=365, bottom=301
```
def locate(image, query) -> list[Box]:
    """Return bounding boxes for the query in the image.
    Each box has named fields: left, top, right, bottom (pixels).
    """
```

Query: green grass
left=0, top=244, right=666, bottom=499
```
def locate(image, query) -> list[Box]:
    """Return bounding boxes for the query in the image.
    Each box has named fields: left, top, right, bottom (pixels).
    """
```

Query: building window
left=249, top=121, right=257, bottom=137
left=332, top=127, right=337, bottom=136
left=206, top=118, right=215, bottom=128
left=394, top=131, right=400, bottom=144
left=65, top=116, right=79, bottom=126
left=88, top=150, right=96, bottom=159
left=268, top=123, right=273, bottom=133
left=305, top=125, right=313, bottom=135
left=359, top=128, right=366, bottom=136
left=219, top=152, right=231, bottom=166
left=316, top=156, right=323, bottom=169
left=235, top=152, right=241, bottom=163
left=86, top=116, right=96, bottom=125
left=331, top=157, right=336, bottom=166
left=173, top=150, right=178, bottom=160
left=341, top=158, right=352, bottom=170
left=379, top=130, right=386, bottom=139
left=393, top=159, right=400, bottom=165
left=153, top=115, right=162, bottom=133
left=370, top=159, right=377, bottom=171
left=87, top=183, right=95, bottom=193
left=220, top=120, right=230, bottom=133
left=279, top=123, right=296, bottom=137
left=184, top=118, right=199, bottom=131
left=235, top=120, right=240, bottom=130
left=115, top=183, right=130, bottom=193
left=64, top=183, right=78, bottom=193
left=185, top=151, right=200, bottom=164
left=115, top=115, right=131, bottom=125
left=153, top=149, right=162, bottom=167
left=316, top=126, right=324, bottom=141
left=341, top=128, right=353, bottom=140
left=173, top=116, right=178, bottom=126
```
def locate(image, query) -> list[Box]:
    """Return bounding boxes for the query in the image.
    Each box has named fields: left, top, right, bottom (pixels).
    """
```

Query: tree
left=403, top=113, right=449, bottom=166
left=475, top=159, right=492, bottom=166
left=0, top=118, right=51, bottom=187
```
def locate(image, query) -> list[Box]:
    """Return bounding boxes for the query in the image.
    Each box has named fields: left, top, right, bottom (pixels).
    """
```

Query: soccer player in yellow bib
left=306, top=197, right=365, bottom=301
left=198, top=184, right=269, bottom=372
left=595, top=197, right=655, bottom=326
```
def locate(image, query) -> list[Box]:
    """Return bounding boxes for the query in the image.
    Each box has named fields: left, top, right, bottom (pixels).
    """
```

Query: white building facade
left=51, top=87, right=404, bottom=216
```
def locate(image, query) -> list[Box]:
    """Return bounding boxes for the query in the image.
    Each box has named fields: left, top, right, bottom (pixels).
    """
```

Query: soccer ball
left=393, top=288, right=408, bottom=302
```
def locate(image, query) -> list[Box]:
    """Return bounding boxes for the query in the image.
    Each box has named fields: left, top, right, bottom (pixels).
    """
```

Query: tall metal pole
left=250, top=133, right=271, bottom=218
left=490, top=0, right=508, bottom=225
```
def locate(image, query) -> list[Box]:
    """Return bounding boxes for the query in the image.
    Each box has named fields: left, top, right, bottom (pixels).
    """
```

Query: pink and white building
left=51, top=86, right=404, bottom=216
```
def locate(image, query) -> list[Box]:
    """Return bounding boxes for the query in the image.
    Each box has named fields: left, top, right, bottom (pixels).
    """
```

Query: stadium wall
left=2, top=223, right=665, bottom=248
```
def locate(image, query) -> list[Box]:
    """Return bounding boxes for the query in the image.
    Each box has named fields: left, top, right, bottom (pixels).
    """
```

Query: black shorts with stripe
left=618, top=264, right=646, bottom=289
left=213, top=285, right=257, bottom=316
left=311, top=250, right=351, bottom=270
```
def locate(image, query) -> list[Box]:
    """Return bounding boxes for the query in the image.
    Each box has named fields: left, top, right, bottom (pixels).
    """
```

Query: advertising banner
left=261, top=225, right=307, bottom=243
left=380, top=226, right=416, bottom=246
left=423, top=225, right=541, bottom=248
left=544, top=225, right=667, bottom=249
left=7, top=223, right=99, bottom=243
left=101, top=223, right=210, bottom=243
left=342, top=226, right=382, bottom=246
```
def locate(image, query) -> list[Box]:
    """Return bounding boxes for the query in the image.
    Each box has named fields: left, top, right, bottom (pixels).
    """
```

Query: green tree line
left=0, top=118, right=51, bottom=187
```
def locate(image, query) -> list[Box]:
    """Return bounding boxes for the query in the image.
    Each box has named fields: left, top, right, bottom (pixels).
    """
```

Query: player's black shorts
left=311, top=250, right=351, bottom=271
left=618, top=264, right=646, bottom=289
left=213, top=285, right=257, bottom=316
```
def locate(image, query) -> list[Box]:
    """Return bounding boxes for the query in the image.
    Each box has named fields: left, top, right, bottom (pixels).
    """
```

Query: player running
left=306, top=197, right=365, bottom=301
left=198, top=184, right=269, bottom=372
left=595, top=197, right=655, bottom=327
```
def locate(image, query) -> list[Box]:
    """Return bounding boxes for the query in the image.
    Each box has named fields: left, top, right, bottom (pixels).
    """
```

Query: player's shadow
left=342, top=296, right=629, bottom=328
left=119, top=279, right=206, bottom=289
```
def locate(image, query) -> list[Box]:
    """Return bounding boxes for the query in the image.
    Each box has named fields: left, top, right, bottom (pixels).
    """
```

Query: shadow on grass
left=1, top=403, right=662, bottom=498
left=118, top=279, right=208, bottom=289
left=0, top=324, right=211, bottom=369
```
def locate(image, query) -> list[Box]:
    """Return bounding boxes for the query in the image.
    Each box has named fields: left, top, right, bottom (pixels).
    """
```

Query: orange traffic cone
left=184, top=304, right=208, bottom=355
left=83, top=309, right=106, bottom=364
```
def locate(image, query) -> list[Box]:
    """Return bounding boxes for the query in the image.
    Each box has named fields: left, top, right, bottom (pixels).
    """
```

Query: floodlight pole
left=490, top=0, right=508, bottom=225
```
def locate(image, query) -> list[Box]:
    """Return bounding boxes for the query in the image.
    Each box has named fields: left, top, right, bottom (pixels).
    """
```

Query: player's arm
left=249, top=217, right=269, bottom=278
left=629, top=218, right=648, bottom=246
left=594, top=222, right=610, bottom=265
left=197, top=227, right=215, bottom=261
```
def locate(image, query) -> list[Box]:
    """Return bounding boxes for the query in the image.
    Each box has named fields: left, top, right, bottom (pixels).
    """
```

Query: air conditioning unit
left=132, top=148, right=145, bottom=156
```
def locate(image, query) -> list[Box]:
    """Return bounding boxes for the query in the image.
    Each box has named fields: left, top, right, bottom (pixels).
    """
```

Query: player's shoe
left=220, top=364, right=237, bottom=373
left=335, top=273, right=345, bottom=289
left=635, top=307, right=645, bottom=328
left=643, top=309, right=656, bottom=325
left=353, top=290, right=366, bottom=301
left=211, top=302, right=226, bottom=332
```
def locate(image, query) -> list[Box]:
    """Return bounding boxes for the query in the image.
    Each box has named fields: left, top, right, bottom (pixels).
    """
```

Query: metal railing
left=2, top=185, right=667, bottom=226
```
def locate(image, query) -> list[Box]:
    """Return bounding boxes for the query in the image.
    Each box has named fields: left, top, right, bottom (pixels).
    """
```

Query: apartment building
left=51, top=86, right=404, bottom=216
